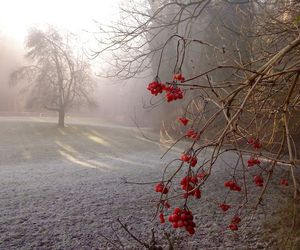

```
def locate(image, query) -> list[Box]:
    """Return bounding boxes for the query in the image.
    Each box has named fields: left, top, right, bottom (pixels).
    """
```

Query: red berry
left=173, top=73, right=185, bottom=82
left=224, top=180, right=241, bottom=192
left=178, top=117, right=189, bottom=126
left=190, top=157, right=197, bottom=167
left=186, top=129, right=199, bottom=140
left=155, top=183, right=168, bottom=194
left=147, top=81, right=165, bottom=96
left=172, top=214, right=179, bottom=222
left=231, top=216, right=241, bottom=224
left=280, top=179, right=288, bottom=186
left=247, top=138, right=255, bottom=145
left=165, top=86, right=184, bottom=102
left=228, top=223, right=238, bottom=231
left=177, top=220, right=184, bottom=227
left=247, top=157, right=260, bottom=167
left=181, top=153, right=191, bottom=162
left=219, top=203, right=230, bottom=212
left=174, top=207, right=181, bottom=214
left=247, top=137, right=262, bottom=149
left=181, top=213, right=187, bottom=221
left=232, top=185, right=242, bottom=192
left=194, top=189, right=201, bottom=199
left=187, top=227, right=195, bottom=235
left=253, top=175, right=264, bottom=187
left=159, top=213, right=165, bottom=223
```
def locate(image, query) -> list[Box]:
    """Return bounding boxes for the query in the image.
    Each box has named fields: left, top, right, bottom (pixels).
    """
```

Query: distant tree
left=10, top=27, right=96, bottom=126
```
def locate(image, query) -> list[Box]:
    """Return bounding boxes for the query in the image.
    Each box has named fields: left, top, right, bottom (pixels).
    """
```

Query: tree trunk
left=58, top=108, right=65, bottom=127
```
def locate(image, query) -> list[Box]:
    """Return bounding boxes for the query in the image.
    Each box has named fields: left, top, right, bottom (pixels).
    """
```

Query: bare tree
left=10, top=27, right=96, bottom=126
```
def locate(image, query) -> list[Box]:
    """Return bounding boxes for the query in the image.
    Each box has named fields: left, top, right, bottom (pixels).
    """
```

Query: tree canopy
left=10, top=27, right=96, bottom=126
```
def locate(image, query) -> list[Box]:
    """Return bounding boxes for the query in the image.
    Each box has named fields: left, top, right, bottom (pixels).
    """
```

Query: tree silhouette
left=10, top=27, right=96, bottom=126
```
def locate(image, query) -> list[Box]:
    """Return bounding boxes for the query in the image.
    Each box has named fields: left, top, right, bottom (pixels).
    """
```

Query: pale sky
left=0, top=0, right=121, bottom=42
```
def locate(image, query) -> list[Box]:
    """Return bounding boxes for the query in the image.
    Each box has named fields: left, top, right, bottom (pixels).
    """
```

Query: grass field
left=0, top=116, right=295, bottom=249
left=0, top=117, right=171, bottom=249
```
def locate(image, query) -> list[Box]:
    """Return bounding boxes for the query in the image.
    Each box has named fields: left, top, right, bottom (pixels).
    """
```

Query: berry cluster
left=224, top=180, right=242, bottom=192
left=180, top=175, right=201, bottom=199
left=228, top=215, right=241, bottom=231
left=147, top=81, right=184, bottom=102
left=186, top=128, right=199, bottom=140
left=219, top=203, right=230, bottom=212
left=253, top=175, right=264, bottom=187
left=165, top=86, right=184, bottom=102
left=181, top=153, right=197, bottom=167
left=168, top=208, right=196, bottom=235
left=147, top=81, right=165, bottom=96
left=173, top=73, right=185, bottom=82
left=280, top=179, right=289, bottom=186
left=155, top=183, right=169, bottom=194
left=181, top=153, right=191, bottom=162
left=159, top=213, right=165, bottom=224
left=248, top=138, right=262, bottom=149
left=178, top=117, right=189, bottom=126
left=247, top=157, right=261, bottom=167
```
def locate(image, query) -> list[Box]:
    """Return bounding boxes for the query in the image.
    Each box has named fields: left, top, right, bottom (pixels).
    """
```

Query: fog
left=0, top=0, right=159, bottom=128
left=0, top=0, right=254, bottom=132
left=0, top=1, right=298, bottom=249
left=0, top=34, right=23, bottom=112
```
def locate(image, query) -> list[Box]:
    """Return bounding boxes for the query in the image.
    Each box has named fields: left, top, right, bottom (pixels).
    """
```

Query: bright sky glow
left=0, top=0, right=121, bottom=42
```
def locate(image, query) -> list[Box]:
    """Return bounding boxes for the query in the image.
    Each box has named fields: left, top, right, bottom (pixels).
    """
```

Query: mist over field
left=0, top=0, right=299, bottom=249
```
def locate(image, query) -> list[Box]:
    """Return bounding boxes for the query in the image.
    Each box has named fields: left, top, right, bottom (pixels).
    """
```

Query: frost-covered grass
left=0, top=116, right=181, bottom=249
left=0, top=116, right=291, bottom=249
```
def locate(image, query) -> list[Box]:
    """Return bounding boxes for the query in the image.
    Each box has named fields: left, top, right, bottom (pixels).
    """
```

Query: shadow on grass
left=0, top=119, right=165, bottom=171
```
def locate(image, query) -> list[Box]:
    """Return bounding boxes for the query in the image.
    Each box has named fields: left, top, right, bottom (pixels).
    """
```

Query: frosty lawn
left=0, top=117, right=180, bottom=249
left=0, top=117, right=286, bottom=249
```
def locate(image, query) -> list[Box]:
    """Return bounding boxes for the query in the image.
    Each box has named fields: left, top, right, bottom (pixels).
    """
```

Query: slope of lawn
left=0, top=116, right=294, bottom=249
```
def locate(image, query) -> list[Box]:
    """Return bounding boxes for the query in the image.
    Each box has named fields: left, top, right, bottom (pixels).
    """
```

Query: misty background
left=0, top=0, right=156, bottom=127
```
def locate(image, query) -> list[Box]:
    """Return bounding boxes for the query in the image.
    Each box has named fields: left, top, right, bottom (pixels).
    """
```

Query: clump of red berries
left=280, top=179, right=289, bottom=186
left=168, top=207, right=196, bottom=235
left=181, top=175, right=201, bottom=199
left=155, top=183, right=169, bottom=194
left=181, top=153, right=197, bottom=167
left=159, top=213, right=165, bottom=224
left=186, top=128, right=199, bottom=140
left=190, top=157, right=197, bottom=167
left=147, top=79, right=184, bottom=103
left=228, top=215, right=241, bottom=231
left=224, top=180, right=242, bottom=192
left=253, top=175, right=264, bottom=187
left=178, top=117, right=189, bottom=126
left=173, top=73, right=185, bottom=82
left=247, top=157, right=261, bottom=167
left=165, top=86, right=184, bottom=102
left=147, top=81, right=165, bottom=96
left=181, top=153, right=191, bottom=162
left=248, top=137, right=262, bottom=150
left=219, top=203, right=230, bottom=212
